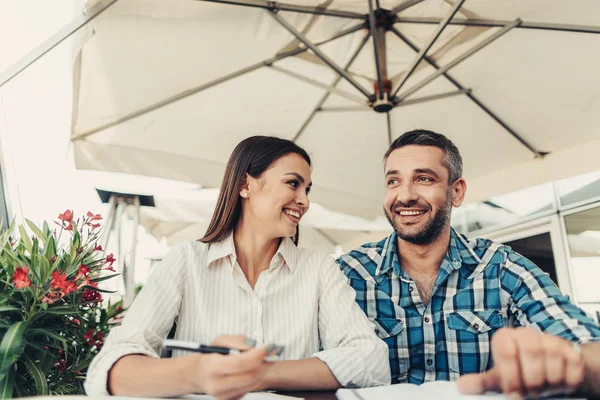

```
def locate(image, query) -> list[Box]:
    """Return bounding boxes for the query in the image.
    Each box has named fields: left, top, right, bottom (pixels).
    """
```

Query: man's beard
left=385, top=192, right=452, bottom=245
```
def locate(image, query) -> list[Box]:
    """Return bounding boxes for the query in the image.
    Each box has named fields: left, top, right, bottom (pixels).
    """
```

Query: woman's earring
left=241, top=192, right=247, bottom=198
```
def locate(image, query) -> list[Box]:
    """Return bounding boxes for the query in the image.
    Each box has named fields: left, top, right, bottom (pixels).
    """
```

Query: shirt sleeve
left=501, top=249, right=600, bottom=344
left=313, top=255, right=391, bottom=387
left=84, top=242, right=190, bottom=395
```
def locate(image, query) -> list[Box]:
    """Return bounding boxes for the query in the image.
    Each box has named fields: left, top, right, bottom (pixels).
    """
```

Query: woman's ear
left=240, top=173, right=251, bottom=199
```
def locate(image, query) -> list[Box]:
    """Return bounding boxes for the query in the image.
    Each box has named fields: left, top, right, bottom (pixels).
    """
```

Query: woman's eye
left=288, top=180, right=299, bottom=188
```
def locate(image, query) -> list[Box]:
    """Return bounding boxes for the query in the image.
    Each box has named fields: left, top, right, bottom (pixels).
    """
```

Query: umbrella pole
left=125, top=196, right=141, bottom=307
left=100, top=194, right=118, bottom=254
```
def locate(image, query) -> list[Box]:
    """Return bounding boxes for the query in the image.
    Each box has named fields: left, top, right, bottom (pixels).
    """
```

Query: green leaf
left=27, top=328, right=67, bottom=344
left=43, top=235, right=56, bottom=261
left=0, top=307, right=20, bottom=314
left=90, top=273, right=120, bottom=283
left=37, top=305, right=79, bottom=316
left=88, top=287, right=117, bottom=294
left=18, top=226, right=33, bottom=254
left=0, top=321, right=29, bottom=379
left=25, top=219, right=47, bottom=245
left=23, top=353, right=48, bottom=395
left=0, top=363, right=14, bottom=399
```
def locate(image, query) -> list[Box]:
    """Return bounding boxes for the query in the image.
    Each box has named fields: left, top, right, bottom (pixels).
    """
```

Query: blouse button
left=473, top=323, right=480, bottom=331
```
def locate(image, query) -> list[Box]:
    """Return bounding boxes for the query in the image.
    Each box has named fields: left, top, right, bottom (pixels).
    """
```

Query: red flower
left=70, top=318, right=81, bottom=326
left=90, top=223, right=101, bottom=230
left=12, top=266, right=31, bottom=289
left=93, top=244, right=103, bottom=252
left=84, top=329, right=95, bottom=344
left=50, top=271, right=77, bottom=295
left=81, top=289, right=103, bottom=305
left=75, top=264, right=91, bottom=281
left=58, top=210, right=73, bottom=222
left=83, top=277, right=98, bottom=288
left=50, top=271, right=69, bottom=290
left=84, top=329, right=105, bottom=348
left=87, top=211, right=102, bottom=221
left=105, top=253, right=115, bottom=266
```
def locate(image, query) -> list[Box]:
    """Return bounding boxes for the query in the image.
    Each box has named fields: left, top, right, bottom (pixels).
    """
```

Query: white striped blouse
left=84, top=234, right=390, bottom=395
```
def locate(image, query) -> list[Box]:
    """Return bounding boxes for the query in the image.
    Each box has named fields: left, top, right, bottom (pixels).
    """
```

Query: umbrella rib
left=318, top=106, right=371, bottom=112
left=390, top=0, right=426, bottom=15
left=195, top=0, right=365, bottom=19
left=394, top=19, right=521, bottom=102
left=389, top=26, right=544, bottom=158
left=0, top=0, right=119, bottom=89
left=292, top=31, right=371, bottom=142
left=395, top=17, right=600, bottom=35
left=72, top=22, right=365, bottom=141
left=396, top=89, right=470, bottom=107
left=368, top=0, right=384, bottom=99
left=269, top=11, right=372, bottom=98
left=391, top=0, right=466, bottom=98
left=268, top=65, right=366, bottom=105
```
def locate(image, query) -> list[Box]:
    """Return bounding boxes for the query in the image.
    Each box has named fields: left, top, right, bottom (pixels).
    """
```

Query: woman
left=85, top=136, right=390, bottom=399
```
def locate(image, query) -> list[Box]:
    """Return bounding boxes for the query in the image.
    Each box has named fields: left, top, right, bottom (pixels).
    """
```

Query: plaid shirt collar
left=374, top=228, right=483, bottom=279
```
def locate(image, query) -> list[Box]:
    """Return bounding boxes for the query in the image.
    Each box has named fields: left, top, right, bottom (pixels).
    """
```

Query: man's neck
left=396, top=226, right=452, bottom=277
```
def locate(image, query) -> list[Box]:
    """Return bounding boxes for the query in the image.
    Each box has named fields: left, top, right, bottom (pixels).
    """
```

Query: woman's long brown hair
left=200, top=136, right=311, bottom=245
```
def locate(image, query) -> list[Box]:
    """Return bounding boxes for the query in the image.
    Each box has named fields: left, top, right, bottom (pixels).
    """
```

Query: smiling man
left=337, top=129, right=600, bottom=398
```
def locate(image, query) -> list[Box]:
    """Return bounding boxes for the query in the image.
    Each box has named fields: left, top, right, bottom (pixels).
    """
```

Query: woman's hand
left=190, top=335, right=276, bottom=400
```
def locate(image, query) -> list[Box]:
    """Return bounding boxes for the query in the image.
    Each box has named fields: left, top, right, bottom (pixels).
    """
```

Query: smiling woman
left=84, top=136, right=390, bottom=400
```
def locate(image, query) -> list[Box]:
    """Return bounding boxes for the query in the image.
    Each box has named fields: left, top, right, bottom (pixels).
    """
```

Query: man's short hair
left=384, top=129, right=463, bottom=183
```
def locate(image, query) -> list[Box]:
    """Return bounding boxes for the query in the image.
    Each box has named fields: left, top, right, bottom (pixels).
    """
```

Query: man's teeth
left=284, top=209, right=300, bottom=218
left=398, top=210, right=426, bottom=216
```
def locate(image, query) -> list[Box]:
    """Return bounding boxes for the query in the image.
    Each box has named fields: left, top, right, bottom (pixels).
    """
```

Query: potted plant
left=0, top=210, right=125, bottom=397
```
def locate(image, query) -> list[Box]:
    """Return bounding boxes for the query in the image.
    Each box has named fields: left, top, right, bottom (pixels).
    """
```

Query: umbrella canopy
left=132, top=188, right=392, bottom=253
left=71, top=0, right=600, bottom=219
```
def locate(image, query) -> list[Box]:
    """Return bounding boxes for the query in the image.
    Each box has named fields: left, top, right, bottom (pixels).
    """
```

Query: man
left=337, top=129, right=600, bottom=398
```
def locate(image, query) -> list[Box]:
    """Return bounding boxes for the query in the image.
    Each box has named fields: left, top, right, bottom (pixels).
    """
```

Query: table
left=281, top=391, right=336, bottom=400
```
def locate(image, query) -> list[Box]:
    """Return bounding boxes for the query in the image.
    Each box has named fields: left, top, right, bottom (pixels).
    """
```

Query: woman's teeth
left=284, top=209, right=300, bottom=218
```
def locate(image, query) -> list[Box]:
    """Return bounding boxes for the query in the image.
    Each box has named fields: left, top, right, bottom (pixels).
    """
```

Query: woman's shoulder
left=164, top=240, right=210, bottom=258
left=292, top=243, right=335, bottom=269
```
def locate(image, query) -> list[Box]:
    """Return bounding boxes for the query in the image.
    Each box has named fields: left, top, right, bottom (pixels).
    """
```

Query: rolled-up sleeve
left=313, top=256, right=391, bottom=387
left=503, top=250, right=600, bottom=344
left=84, top=242, right=190, bottom=395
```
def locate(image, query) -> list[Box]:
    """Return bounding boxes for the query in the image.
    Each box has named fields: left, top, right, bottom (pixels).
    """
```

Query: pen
left=164, top=339, right=241, bottom=355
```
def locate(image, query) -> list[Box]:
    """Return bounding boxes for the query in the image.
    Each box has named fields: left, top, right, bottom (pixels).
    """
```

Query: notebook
left=336, top=380, right=584, bottom=400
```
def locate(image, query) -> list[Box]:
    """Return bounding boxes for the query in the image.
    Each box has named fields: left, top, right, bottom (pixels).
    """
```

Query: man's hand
left=457, top=327, right=585, bottom=399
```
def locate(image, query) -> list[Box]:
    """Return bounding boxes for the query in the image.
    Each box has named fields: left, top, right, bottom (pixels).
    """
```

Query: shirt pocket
left=370, top=317, right=404, bottom=338
left=444, top=310, right=505, bottom=376
left=369, top=317, right=409, bottom=383
left=446, top=310, right=505, bottom=334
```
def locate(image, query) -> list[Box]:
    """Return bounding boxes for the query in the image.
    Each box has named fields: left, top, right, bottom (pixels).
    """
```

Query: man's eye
left=417, top=177, right=433, bottom=182
left=387, top=179, right=399, bottom=185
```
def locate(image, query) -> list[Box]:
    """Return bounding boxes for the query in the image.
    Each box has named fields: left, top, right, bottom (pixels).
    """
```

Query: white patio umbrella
left=66, top=0, right=600, bottom=219
left=133, top=188, right=392, bottom=253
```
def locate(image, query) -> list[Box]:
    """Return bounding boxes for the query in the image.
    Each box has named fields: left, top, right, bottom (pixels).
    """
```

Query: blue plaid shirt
left=337, top=228, right=600, bottom=384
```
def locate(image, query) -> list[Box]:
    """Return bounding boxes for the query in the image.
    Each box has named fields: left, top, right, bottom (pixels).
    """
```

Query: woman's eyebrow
left=284, top=172, right=312, bottom=187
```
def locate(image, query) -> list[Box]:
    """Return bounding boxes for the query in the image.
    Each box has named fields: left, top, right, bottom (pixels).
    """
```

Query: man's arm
left=458, top=327, right=600, bottom=398
left=458, top=248, right=600, bottom=398
left=580, top=342, right=600, bottom=395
